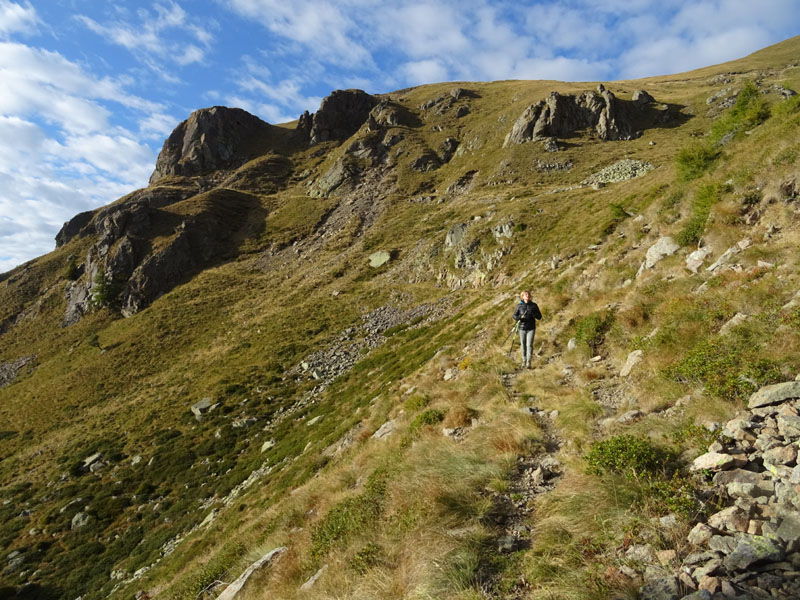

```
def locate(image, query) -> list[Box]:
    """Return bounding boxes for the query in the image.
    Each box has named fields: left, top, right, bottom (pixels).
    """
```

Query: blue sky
left=1, top=0, right=798, bottom=273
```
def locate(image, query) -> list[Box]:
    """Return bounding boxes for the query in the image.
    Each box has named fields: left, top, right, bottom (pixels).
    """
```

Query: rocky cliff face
left=61, top=183, right=262, bottom=325
left=149, top=107, right=274, bottom=185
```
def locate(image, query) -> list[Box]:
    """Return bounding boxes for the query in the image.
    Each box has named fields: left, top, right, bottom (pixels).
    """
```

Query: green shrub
left=409, top=408, right=445, bottom=433
left=676, top=182, right=721, bottom=246
left=676, top=144, right=719, bottom=182
left=404, top=394, right=430, bottom=412
left=349, top=542, right=384, bottom=573
left=573, top=310, right=615, bottom=352
left=667, top=338, right=784, bottom=401
left=586, top=435, right=674, bottom=479
left=647, top=472, right=703, bottom=519
left=91, top=272, right=123, bottom=308
left=64, top=256, right=80, bottom=281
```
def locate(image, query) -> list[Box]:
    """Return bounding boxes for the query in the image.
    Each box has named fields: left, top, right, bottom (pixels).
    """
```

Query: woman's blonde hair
left=520, top=290, right=531, bottom=298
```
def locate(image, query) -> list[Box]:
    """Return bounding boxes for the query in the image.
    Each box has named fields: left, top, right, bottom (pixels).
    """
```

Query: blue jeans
left=519, top=328, right=534, bottom=364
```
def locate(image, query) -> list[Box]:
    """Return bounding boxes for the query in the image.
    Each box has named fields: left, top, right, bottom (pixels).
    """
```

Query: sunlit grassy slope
left=1, top=35, right=800, bottom=600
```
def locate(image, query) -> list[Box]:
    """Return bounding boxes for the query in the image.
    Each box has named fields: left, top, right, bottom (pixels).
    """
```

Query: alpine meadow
left=5, top=34, right=800, bottom=600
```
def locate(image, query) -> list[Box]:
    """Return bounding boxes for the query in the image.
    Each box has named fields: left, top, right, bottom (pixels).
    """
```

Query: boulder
left=632, top=90, right=655, bottom=108
left=688, top=523, right=714, bottom=546
left=637, top=237, right=679, bottom=276
left=371, top=420, right=397, bottom=440
left=691, top=452, right=738, bottom=472
left=749, top=382, right=800, bottom=409
left=719, top=313, right=749, bottom=336
left=445, top=224, right=469, bottom=248
left=778, top=413, right=800, bottom=438
left=708, top=506, right=750, bottom=532
left=724, top=535, right=784, bottom=571
left=191, top=398, right=217, bottom=418
left=639, top=575, right=680, bottom=600
left=620, top=349, right=643, bottom=377
left=685, top=246, right=712, bottom=274
left=369, top=251, right=391, bottom=268
left=299, top=564, right=328, bottom=591
left=150, top=107, right=273, bottom=184
left=71, top=512, right=93, bottom=530
left=217, top=547, right=287, bottom=600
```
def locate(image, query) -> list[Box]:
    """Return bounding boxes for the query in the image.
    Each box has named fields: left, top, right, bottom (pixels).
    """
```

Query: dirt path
left=479, top=365, right=563, bottom=597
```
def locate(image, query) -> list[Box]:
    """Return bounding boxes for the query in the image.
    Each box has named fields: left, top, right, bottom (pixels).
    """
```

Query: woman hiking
left=513, top=290, right=542, bottom=368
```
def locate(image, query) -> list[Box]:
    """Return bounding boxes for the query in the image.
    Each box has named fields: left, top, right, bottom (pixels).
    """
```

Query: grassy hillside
left=1, top=36, right=800, bottom=599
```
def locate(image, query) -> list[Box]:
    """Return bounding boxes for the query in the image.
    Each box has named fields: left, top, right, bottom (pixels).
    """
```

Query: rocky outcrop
left=0, top=355, right=35, bottom=388
left=297, top=89, right=378, bottom=146
left=149, top=107, right=273, bottom=185
left=504, top=85, right=650, bottom=147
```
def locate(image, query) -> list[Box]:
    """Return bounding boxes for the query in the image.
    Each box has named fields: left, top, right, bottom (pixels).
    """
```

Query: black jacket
left=513, top=300, right=542, bottom=330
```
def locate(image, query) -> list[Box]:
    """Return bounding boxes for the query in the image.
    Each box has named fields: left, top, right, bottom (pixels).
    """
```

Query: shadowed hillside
left=2, top=35, right=800, bottom=600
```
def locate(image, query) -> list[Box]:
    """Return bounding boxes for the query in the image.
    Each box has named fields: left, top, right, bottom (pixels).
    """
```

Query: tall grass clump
left=676, top=182, right=722, bottom=246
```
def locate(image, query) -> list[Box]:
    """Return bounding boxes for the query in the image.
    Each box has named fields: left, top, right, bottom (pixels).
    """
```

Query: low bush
left=409, top=408, right=445, bottom=433
left=675, top=144, right=719, bottom=182
left=667, top=338, right=784, bottom=401
left=404, top=394, right=430, bottom=412
left=586, top=435, right=702, bottom=519
left=573, top=310, right=615, bottom=352
left=585, top=435, right=674, bottom=479
left=710, top=81, right=771, bottom=143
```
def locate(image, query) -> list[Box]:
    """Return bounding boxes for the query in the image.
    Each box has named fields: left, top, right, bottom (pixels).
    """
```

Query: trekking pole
left=505, top=321, right=520, bottom=357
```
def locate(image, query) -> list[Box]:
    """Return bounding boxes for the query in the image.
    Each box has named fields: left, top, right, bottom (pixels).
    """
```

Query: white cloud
left=0, top=0, right=37, bottom=37
left=0, top=42, right=159, bottom=274
left=176, top=43, right=204, bottom=65
left=225, top=0, right=374, bottom=68
left=77, top=1, right=214, bottom=73
left=226, top=96, right=297, bottom=124
left=401, top=59, right=450, bottom=86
